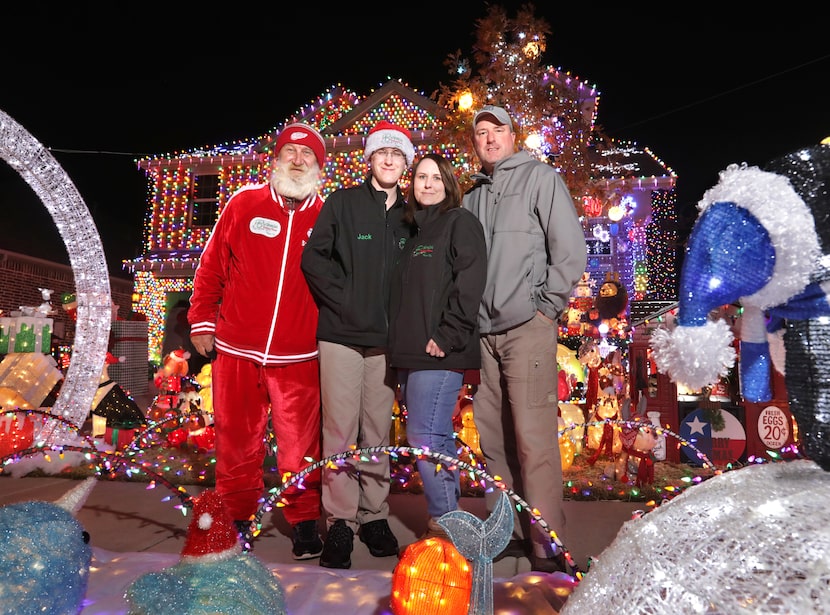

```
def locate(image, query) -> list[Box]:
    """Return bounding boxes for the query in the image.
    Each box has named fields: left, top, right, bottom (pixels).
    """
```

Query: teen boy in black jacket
left=301, top=121, right=416, bottom=569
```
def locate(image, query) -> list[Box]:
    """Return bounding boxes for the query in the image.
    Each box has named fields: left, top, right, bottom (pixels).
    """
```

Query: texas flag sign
left=680, top=408, right=746, bottom=467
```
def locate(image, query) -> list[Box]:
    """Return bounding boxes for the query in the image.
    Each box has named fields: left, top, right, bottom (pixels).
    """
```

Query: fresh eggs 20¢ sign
left=757, top=405, right=791, bottom=449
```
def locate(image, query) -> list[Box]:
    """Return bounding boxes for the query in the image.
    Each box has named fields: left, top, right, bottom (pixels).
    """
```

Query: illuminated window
left=190, top=174, right=220, bottom=227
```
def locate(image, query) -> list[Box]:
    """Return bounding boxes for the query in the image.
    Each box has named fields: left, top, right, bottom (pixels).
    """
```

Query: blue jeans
left=398, top=369, right=464, bottom=519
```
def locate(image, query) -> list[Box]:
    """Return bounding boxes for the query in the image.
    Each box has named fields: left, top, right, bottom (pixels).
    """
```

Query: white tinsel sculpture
left=562, top=459, right=830, bottom=614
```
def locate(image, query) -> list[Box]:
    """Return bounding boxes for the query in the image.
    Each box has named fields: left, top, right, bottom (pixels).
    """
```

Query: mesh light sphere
left=0, top=109, right=111, bottom=444
left=561, top=459, right=830, bottom=614
left=392, top=537, right=472, bottom=615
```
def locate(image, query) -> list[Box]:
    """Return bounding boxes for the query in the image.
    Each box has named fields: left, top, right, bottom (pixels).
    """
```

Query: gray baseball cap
left=473, top=105, right=514, bottom=129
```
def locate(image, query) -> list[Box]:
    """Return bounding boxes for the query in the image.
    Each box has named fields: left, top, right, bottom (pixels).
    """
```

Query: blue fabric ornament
left=651, top=143, right=830, bottom=469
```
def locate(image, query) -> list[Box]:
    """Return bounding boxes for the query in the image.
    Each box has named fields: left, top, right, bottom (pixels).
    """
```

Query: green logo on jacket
left=357, top=233, right=372, bottom=240
left=412, top=244, right=434, bottom=257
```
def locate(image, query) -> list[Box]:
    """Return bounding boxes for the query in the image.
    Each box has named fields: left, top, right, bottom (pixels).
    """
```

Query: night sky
left=2, top=4, right=827, bottom=278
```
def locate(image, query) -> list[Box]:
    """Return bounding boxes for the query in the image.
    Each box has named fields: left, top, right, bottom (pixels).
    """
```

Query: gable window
left=191, top=174, right=220, bottom=227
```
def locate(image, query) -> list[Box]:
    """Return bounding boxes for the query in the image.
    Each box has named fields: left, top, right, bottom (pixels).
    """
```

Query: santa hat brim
left=180, top=544, right=241, bottom=564
left=168, top=350, right=191, bottom=363
left=363, top=127, right=415, bottom=166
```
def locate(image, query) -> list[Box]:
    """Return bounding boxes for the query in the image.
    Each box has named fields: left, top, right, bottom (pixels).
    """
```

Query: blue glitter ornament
left=0, top=478, right=95, bottom=615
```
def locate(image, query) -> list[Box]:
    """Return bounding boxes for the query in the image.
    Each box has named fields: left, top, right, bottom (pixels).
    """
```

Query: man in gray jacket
left=463, top=105, right=587, bottom=573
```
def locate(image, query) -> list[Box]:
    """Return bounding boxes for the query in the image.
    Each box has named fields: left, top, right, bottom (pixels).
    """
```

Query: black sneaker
left=530, top=551, right=569, bottom=575
left=493, top=538, right=530, bottom=562
left=359, top=519, right=399, bottom=557
left=320, top=520, right=354, bottom=569
left=292, top=520, right=323, bottom=560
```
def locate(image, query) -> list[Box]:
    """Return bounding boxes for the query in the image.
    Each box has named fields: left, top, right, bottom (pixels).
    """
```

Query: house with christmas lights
left=121, top=76, right=792, bottom=468
left=124, top=77, right=677, bottom=363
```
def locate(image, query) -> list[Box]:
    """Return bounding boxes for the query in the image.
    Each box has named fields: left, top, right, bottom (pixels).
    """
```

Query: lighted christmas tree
left=432, top=3, right=617, bottom=215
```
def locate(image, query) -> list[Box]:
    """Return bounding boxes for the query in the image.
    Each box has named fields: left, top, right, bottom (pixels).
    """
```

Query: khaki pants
left=474, top=313, right=565, bottom=552
left=318, top=340, right=396, bottom=532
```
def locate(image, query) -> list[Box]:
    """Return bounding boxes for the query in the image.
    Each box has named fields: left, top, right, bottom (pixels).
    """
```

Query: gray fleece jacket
left=462, top=150, right=587, bottom=334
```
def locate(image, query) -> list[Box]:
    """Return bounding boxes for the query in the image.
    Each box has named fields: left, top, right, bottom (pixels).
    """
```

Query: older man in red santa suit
left=188, top=123, right=326, bottom=560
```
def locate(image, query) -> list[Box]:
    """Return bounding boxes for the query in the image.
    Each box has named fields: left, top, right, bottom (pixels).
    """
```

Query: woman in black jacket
left=388, top=153, right=487, bottom=539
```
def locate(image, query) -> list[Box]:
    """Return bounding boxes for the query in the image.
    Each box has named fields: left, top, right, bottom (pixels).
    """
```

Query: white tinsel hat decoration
left=363, top=120, right=415, bottom=166
left=650, top=161, right=820, bottom=392
left=180, top=489, right=241, bottom=563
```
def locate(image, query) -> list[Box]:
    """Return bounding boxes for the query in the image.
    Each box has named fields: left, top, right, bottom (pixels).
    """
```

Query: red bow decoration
left=622, top=446, right=655, bottom=486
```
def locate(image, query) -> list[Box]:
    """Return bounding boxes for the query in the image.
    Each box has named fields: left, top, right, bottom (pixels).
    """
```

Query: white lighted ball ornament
left=0, top=109, right=111, bottom=445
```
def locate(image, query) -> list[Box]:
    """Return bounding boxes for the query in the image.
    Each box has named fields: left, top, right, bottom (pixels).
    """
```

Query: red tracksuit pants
left=211, top=353, right=322, bottom=525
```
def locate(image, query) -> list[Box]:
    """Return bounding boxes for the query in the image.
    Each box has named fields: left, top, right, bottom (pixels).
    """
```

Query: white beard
left=270, top=161, right=319, bottom=200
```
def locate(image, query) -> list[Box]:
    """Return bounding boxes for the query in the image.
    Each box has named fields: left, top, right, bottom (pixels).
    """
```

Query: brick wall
left=0, top=249, right=135, bottom=349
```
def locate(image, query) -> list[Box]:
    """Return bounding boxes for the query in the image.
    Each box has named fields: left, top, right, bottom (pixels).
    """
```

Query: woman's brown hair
left=403, top=153, right=462, bottom=225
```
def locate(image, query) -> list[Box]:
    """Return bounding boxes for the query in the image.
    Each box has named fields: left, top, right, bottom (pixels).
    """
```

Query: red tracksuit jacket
left=188, top=183, right=323, bottom=364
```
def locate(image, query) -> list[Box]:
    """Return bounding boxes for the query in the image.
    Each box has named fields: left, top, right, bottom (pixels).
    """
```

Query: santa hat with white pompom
left=166, top=348, right=191, bottom=365
left=363, top=120, right=415, bottom=166
left=180, top=489, right=241, bottom=563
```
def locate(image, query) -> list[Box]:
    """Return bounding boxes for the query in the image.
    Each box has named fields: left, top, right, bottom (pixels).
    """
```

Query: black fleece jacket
left=301, top=176, right=415, bottom=347
left=388, top=205, right=487, bottom=370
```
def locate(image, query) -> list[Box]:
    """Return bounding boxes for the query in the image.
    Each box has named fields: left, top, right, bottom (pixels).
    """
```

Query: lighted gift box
left=0, top=353, right=63, bottom=408
left=0, top=412, right=36, bottom=457
left=0, top=316, right=53, bottom=354
left=104, top=425, right=140, bottom=449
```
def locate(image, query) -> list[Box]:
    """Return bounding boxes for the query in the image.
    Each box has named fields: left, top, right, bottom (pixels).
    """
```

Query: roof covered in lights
left=589, top=141, right=677, bottom=191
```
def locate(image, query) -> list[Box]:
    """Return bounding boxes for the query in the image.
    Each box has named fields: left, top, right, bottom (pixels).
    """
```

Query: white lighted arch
left=0, top=109, right=111, bottom=445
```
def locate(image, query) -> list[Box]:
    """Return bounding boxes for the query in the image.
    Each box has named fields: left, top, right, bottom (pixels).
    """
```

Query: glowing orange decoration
left=457, top=91, right=474, bottom=111
left=559, top=431, right=575, bottom=471
left=582, top=196, right=603, bottom=217
left=586, top=395, right=622, bottom=456
left=391, top=537, right=472, bottom=615
left=559, top=402, right=586, bottom=455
